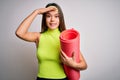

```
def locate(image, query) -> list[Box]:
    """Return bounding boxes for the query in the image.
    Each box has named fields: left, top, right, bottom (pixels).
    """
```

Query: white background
left=0, top=0, right=120, bottom=80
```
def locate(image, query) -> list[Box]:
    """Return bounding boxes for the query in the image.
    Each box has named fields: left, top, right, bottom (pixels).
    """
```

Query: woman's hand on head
left=34, top=6, right=58, bottom=15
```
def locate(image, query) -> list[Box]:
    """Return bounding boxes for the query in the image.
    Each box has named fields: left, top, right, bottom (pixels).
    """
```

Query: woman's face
left=46, top=8, right=60, bottom=30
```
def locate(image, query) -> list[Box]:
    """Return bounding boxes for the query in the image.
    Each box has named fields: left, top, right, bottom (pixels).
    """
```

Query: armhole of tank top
left=35, top=32, right=41, bottom=48
left=38, top=32, right=41, bottom=43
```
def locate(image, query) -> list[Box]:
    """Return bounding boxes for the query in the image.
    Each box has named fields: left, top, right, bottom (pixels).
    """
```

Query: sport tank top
left=37, top=28, right=66, bottom=79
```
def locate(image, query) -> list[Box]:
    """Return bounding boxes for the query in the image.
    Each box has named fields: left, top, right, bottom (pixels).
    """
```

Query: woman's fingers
left=60, top=50, right=77, bottom=67
left=40, top=6, right=58, bottom=14
left=47, top=6, right=58, bottom=12
left=60, top=49, right=68, bottom=64
left=72, top=52, right=75, bottom=61
left=35, top=6, right=58, bottom=15
left=60, top=49, right=68, bottom=59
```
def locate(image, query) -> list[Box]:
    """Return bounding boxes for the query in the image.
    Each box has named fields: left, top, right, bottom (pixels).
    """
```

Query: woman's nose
left=51, top=17, right=55, bottom=21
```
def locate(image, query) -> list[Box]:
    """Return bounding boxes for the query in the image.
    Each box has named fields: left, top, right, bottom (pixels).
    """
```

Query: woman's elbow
left=82, top=63, right=88, bottom=70
left=15, top=30, right=24, bottom=39
left=15, top=30, right=20, bottom=37
left=77, top=63, right=88, bottom=71
left=81, top=63, right=88, bottom=71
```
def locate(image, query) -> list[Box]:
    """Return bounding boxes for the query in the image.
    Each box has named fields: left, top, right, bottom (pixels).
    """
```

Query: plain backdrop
left=0, top=0, right=120, bottom=80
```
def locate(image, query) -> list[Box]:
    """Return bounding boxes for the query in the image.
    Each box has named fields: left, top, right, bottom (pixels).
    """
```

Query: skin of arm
left=15, top=6, right=57, bottom=42
left=60, top=50, right=87, bottom=71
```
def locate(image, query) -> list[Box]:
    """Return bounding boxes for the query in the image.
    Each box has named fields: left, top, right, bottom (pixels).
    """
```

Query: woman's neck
left=47, top=28, right=59, bottom=33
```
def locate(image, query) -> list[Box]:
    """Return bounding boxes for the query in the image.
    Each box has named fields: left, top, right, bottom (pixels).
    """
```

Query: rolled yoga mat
left=59, top=29, right=80, bottom=80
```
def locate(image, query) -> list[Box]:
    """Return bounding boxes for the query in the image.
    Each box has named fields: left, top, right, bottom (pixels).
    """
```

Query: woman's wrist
left=33, top=9, right=39, bottom=15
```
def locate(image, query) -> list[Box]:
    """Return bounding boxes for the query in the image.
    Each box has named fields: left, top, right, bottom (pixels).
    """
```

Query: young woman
left=15, top=3, right=87, bottom=80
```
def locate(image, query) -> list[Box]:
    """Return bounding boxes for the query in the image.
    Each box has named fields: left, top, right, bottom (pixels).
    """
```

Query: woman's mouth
left=49, top=23, right=57, bottom=27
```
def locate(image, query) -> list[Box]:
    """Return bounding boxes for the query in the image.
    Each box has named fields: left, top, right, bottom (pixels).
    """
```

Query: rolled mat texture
left=59, top=29, right=80, bottom=80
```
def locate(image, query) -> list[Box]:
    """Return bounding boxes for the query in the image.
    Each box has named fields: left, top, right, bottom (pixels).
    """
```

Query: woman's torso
left=36, top=29, right=66, bottom=79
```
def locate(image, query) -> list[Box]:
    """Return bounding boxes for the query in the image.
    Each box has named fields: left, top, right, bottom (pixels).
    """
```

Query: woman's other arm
left=60, top=50, right=87, bottom=71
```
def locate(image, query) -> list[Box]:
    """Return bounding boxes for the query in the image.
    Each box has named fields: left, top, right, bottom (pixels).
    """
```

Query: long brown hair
left=41, top=3, right=66, bottom=33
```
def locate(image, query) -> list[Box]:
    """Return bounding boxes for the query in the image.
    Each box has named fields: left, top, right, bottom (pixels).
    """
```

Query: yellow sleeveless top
left=37, top=28, right=66, bottom=79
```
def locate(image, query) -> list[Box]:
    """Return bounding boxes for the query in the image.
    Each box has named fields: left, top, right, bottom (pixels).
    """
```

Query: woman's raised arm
left=15, top=10, right=40, bottom=42
left=15, top=6, right=57, bottom=42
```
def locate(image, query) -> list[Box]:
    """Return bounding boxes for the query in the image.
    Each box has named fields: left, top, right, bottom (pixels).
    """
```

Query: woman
left=15, top=3, right=87, bottom=80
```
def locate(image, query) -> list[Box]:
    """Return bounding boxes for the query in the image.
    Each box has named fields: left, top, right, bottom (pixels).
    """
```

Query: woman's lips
left=49, top=23, right=57, bottom=27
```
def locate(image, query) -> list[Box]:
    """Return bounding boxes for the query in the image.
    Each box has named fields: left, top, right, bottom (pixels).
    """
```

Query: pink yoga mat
left=60, top=29, right=80, bottom=80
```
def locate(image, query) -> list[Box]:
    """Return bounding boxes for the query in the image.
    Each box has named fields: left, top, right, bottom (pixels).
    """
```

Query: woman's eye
left=55, top=15, right=59, bottom=18
left=46, top=15, right=51, bottom=18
